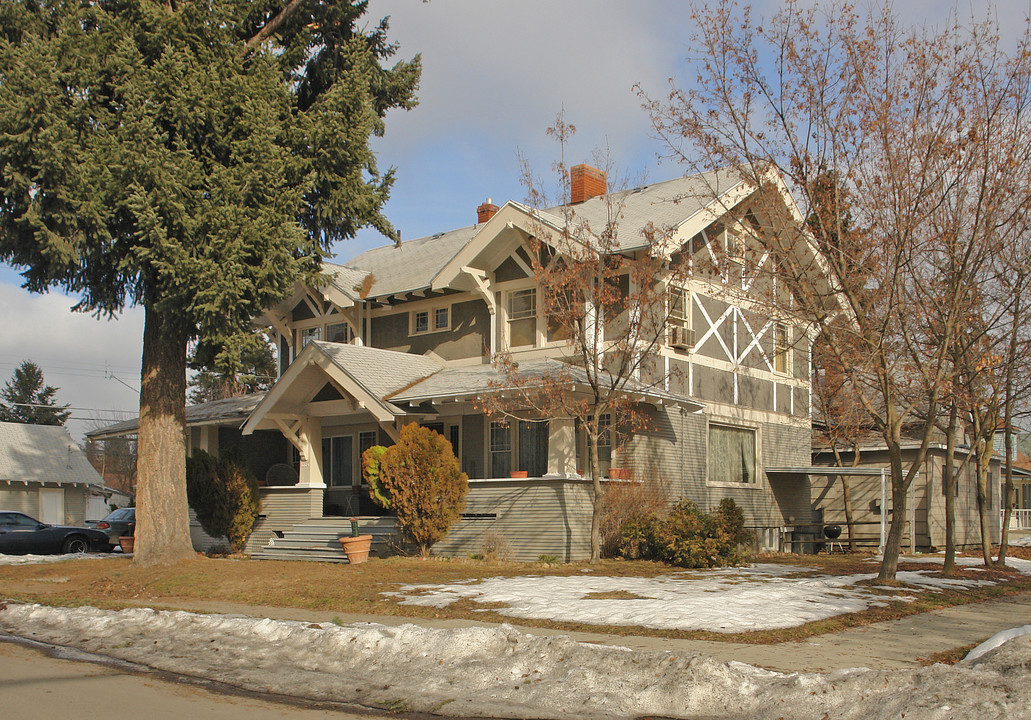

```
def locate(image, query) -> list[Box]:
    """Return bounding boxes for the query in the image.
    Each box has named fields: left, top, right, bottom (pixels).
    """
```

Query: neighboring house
left=810, top=439, right=1004, bottom=552
left=91, top=165, right=822, bottom=560
left=0, top=421, right=104, bottom=526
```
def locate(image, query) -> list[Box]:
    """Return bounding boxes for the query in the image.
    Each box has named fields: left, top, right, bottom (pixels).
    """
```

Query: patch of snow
left=964, top=624, right=1031, bottom=661
left=2, top=602, right=1030, bottom=720
left=389, top=564, right=996, bottom=632
left=0, top=553, right=115, bottom=566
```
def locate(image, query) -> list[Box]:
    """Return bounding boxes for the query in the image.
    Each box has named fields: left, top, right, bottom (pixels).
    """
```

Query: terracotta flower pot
left=118, top=536, right=135, bottom=554
left=608, top=468, right=631, bottom=480
left=510, top=470, right=528, bottom=478
left=339, top=534, right=373, bottom=564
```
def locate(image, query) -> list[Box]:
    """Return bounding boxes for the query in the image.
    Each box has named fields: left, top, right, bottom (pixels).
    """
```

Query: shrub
left=366, top=424, right=468, bottom=556
left=186, top=449, right=261, bottom=553
left=599, top=472, right=670, bottom=558
left=361, top=444, right=390, bottom=509
left=617, top=498, right=748, bottom=568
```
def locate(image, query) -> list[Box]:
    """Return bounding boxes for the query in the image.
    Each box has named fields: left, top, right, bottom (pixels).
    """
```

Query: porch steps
left=251, top=516, right=400, bottom=563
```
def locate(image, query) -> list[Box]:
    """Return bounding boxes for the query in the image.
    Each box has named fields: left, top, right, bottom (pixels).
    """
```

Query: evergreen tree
left=188, top=329, right=277, bottom=404
left=0, top=0, right=419, bottom=565
left=0, top=360, right=71, bottom=426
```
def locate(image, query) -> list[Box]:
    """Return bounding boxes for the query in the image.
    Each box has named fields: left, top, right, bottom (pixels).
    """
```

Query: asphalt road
left=0, top=639, right=394, bottom=720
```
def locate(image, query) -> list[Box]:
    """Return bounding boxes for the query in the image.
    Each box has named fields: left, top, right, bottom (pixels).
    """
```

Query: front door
left=322, top=435, right=354, bottom=516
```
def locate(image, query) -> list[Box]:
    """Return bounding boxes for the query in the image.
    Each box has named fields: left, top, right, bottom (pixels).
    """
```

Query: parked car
left=0, top=511, right=112, bottom=555
left=96, top=507, right=135, bottom=544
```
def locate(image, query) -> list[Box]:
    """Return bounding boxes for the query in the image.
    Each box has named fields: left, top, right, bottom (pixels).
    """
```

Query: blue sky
left=2, top=0, right=1027, bottom=438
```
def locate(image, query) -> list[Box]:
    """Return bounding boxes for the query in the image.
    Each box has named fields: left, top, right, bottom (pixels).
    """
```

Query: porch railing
left=1003, top=508, right=1031, bottom=530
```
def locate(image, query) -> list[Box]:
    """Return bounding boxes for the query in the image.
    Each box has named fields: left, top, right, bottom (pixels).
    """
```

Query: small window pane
left=413, top=311, right=429, bottom=334
left=301, top=327, right=321, bottom=346
left=435, top=307, right=449, bottom=330
left=327, top=322, right=352, bottom=344
left=708, top=424, right=756, bottom=484
left=508, top=289, right=536, bottom=319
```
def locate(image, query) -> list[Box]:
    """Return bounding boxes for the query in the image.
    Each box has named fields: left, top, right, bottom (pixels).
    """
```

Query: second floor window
left=774, top=323, right=790, bottom=374
left=410, top=304, right=451, bottom=336
left=508, top=288, right=537, bottom=347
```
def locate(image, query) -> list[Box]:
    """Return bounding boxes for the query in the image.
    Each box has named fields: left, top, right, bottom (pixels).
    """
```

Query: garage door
left=38, top=488, right=65, bottom=525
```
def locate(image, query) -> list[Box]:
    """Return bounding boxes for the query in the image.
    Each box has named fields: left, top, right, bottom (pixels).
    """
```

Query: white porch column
left=297, top=417, right=325, bottom=488
left=549, top=419, right=576, bottom=476
left=297, top=416, right=325, bottom=518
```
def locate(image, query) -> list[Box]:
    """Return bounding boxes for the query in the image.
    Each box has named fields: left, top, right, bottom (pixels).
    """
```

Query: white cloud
left=0, top=281, right=144, bottom=440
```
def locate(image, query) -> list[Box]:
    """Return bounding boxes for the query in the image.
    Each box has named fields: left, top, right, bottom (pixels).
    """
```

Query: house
left=91, top=165, right=822, bottom=560
left=810, top=439, right=1004, bottom=552
left=0, top=421, right=105, bottom=526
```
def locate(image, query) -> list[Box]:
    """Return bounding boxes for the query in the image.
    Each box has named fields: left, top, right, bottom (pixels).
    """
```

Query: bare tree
left=643, top=1, right=1031, bottom=580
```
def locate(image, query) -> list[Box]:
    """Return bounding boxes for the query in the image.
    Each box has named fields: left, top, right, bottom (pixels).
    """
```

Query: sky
left=2, top=0, right=1029, bottom=439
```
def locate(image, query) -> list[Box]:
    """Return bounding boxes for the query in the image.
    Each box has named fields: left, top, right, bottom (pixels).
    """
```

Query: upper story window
left=507, top=288, right=537, bottom=347
left=774, top=323, right=790, bottom=374
left=301, top=326, right=321, bottom=347
left=410, top=304, right=451, bottom=336
left=667, top=286, right=694, bottom=350
left=327, top=322, right=353, bottom=344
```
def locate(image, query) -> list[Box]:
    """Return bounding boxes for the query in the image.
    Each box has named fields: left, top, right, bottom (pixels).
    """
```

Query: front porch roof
left=390, top=357, right=707, bottom=412
left=244, top=342, right=704, bottom=436
left=88, top=393, right=267, bottom=439
left=242, top=341, right=444, bottom=433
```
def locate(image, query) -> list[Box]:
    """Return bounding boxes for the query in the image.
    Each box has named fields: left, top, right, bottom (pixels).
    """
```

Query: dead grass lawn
left=1, top=550, right=1028, bottom=645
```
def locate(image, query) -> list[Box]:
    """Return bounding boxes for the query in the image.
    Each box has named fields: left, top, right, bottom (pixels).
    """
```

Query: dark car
left=0, top=511, right=112, bottom=555
left=96, top=507, right=135, bottom=544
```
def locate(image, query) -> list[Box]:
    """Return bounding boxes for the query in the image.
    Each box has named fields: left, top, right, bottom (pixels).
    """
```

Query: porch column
left=549, top=419, right=576, bottom=475
left=297, top=417, right=325, bottom=518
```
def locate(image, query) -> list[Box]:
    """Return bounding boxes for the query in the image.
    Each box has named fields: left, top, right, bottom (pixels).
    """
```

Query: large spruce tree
left=0, top=0, right=419, bottom=565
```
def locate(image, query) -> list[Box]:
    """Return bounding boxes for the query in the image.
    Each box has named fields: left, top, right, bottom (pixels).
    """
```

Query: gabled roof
left=0, top=422, right=103, bottom=487
left=331, top=224, right=480, bottom=300
left=242, top=341, right=444, bottom=432
left=539, top=169, right=747, bottom=252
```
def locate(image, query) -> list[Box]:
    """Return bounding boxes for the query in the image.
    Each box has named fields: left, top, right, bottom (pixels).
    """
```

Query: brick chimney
left=477, top=198, right=500, bottom=223
left=570, top=163, right=607, bottom=204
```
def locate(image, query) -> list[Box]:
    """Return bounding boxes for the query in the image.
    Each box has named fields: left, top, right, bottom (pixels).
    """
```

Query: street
left=0, top=639, right=391, bottom=720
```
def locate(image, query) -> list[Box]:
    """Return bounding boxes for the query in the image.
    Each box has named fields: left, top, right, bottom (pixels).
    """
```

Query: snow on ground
left=385, top=563, right=1003, bottom=632
left=0, top=552, right=118, bottom=566
left=2, top=601, right=1029, bottom=720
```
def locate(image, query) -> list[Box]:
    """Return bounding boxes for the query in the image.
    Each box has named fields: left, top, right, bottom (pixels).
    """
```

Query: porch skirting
left=245, top=478, right=595, bottom=562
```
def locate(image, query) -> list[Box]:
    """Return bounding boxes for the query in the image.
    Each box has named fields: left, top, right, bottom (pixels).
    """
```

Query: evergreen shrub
left=186, top=449, right=260, bottom=553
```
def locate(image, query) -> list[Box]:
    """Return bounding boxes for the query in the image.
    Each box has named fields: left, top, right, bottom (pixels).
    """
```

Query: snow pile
left=1, top=602, right=1029, bottom=720
left=387, top=564, right=998, bottom=632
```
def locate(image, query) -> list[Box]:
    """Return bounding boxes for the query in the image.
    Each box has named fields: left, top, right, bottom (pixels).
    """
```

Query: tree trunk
left=943, top=400, right=958, bottom=575
left=877, top=442, right=908, bottom=582
left=975, top=446, right=995, bottom=567
left=588, top=420, right=604, bottom=564
left=133, top=305, right=195, bottom=566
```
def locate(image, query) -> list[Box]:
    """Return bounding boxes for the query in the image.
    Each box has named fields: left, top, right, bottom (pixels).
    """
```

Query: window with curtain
left=708, top=424, right=756, bottom=484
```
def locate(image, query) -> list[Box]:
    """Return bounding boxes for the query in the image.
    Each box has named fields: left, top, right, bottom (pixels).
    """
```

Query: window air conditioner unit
left=670, top=326, right=695, bottom=350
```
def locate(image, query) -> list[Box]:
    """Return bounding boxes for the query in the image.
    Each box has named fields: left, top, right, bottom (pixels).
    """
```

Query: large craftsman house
left=95, top=165, right=822, bottom=560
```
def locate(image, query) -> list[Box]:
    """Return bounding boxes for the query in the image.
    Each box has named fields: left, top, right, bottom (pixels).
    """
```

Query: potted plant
left=338, top=517, right=373, bottom=564
left=118, top=522, right=135, bottom=554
